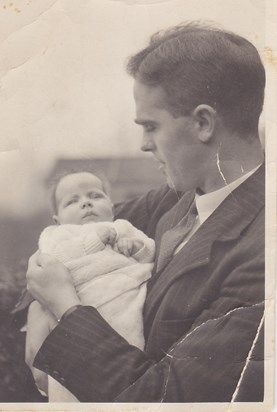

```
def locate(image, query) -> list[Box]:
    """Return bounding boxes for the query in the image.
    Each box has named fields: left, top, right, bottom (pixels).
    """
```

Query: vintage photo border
left=0, top=0, right=276, bottom=410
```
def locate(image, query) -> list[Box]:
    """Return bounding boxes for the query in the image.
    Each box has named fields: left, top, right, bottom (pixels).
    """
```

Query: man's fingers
left=28, top=250, right=40, bottom=267
left=28, top=251, right=54, bottom=269
left=27, top=251, right=42, bottom=283
left=27, top=252, right=58, bottom=285
left=37, top=253, right=58, bottom=268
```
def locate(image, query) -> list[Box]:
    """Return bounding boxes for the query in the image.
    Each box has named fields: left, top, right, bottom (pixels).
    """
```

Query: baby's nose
left=81, top=199, right=93, bottom=208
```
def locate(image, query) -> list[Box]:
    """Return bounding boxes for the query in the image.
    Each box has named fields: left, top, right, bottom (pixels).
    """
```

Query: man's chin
left=158, top=165, right=174, bottom=188
left=165, top=174, right=178, bottom=190
left=165, top=175, right=184, bottom=193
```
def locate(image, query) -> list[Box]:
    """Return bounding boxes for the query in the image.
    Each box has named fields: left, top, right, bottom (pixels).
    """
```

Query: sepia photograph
left=0, top=0, right=276, bottom=410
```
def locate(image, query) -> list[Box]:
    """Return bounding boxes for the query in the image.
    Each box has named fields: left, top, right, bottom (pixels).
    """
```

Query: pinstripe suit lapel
left=146, top=164, right=265, bottom=315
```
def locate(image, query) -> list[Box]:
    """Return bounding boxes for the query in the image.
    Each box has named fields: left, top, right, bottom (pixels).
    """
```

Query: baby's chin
left=80, top=214, right=98, bottom=224
left=80, top=214, right=113, bottom=224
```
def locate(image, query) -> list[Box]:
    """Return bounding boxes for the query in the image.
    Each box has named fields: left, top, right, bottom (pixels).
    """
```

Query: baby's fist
left=116, top=238, right=144, bottom=257
left=96, top=226, right=117, bottom=246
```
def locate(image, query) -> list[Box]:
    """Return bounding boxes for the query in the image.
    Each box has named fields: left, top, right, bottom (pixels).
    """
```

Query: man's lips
left=155, top=159, right=166, bottom=171
left=153, top=157, right=165, bottom=168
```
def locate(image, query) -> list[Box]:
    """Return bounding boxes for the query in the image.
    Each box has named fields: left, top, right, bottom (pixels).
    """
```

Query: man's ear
left=192, top=104, right=217, bottom=143
left=53, top=215, right=60, bottom=225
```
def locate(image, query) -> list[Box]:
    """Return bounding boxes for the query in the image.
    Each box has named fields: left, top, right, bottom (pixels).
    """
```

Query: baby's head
left=51, top=171, right=114, bottom=225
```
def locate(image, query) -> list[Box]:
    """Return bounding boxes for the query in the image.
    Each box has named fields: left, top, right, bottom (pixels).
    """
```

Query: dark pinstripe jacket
left=34, top=164, right=265, bottom=402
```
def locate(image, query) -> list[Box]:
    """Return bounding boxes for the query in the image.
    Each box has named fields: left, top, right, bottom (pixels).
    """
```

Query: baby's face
left=54, top=172, right=114, bottom=225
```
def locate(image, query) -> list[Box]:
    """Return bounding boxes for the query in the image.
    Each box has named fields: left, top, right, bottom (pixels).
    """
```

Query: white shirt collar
left=195, top=165, right=261, bottom=225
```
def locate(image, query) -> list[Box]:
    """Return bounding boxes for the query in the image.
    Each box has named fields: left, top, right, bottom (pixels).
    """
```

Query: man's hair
left=49, top=168, right=111, bottom=214
left=127, top=22, right=265, bottom=136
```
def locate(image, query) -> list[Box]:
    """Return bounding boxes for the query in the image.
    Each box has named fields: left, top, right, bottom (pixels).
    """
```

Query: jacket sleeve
left=33, top=300, right=264, bottom=402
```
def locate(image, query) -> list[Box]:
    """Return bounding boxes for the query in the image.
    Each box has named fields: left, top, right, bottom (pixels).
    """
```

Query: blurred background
left=0, top=0, right=268, bottom=402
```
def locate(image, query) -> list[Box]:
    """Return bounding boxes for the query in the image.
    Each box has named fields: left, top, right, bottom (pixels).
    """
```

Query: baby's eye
left=66, top=199, right=77, bottom=206
left=89, top=192, right=103, bottom=199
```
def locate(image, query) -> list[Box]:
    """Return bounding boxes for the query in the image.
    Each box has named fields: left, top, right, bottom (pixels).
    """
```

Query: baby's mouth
left=83, top=211, right=96, bottom=219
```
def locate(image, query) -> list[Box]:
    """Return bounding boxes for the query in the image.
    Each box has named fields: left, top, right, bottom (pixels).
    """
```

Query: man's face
left=133, top=80, right=205, bottom=192
left=54, top=172, right=114, bottom=225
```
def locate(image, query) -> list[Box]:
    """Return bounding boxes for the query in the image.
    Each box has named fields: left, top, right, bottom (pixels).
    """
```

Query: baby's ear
left=53, top=215, right=60, bottom=225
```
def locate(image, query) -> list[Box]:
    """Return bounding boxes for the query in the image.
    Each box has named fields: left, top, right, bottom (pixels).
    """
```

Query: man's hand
left=95, top=226, right=117, bottom=246
left=26, top=251, right=80, bottom=320
left=116, top=238, right=144, bottom=257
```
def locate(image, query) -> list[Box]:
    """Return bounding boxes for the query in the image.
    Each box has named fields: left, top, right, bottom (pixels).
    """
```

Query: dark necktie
left=157, top=200, right=198, bottom=271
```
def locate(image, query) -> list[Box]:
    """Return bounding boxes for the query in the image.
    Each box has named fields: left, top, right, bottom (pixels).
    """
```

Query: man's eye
left=144, top=124, right=155, bottom=133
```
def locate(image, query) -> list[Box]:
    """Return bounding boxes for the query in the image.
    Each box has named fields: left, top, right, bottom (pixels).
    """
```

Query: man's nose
left=140, top=136, right=154, bottom=152
left=81, top=199, right=93, bottom=208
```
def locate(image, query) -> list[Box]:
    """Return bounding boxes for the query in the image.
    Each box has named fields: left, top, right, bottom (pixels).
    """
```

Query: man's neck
left=200, top=134, right=264, bottom=194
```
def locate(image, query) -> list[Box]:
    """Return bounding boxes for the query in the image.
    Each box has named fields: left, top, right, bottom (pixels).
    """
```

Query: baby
left=26, top=170, right=155, bottom=402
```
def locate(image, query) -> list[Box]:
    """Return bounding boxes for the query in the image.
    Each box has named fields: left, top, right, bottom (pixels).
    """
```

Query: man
left=26, top=22, right=265, bottom=402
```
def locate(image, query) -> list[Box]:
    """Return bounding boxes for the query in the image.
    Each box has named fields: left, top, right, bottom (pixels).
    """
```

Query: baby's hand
left=96, top=226, right=117, bottom=246
left=116, top=237, right=144, bottom=257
